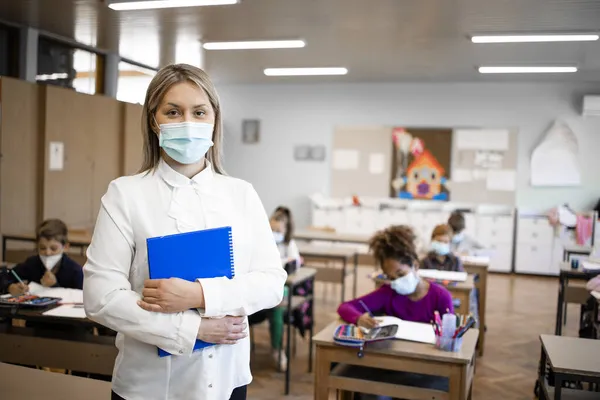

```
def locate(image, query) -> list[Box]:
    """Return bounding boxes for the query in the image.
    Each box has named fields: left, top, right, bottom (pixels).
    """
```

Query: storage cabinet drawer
left=477, top=215, right=513, bottom=233
left=376, top=208, right=408, bottom=230
left=488, top=243, right=513, bottom=272
left=515, top=244, right=553, bottom=275
left=344, top=207, right=377, bottom=234
left=517, top=218, right=554, bottom=246
left=477, top=228, right=513, bottom=248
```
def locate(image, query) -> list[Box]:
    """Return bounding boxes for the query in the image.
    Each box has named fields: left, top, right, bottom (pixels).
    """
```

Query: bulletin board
left=330, top=126, right=517, bottom=206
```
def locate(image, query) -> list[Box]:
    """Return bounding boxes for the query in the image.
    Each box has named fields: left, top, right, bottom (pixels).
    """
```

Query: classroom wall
left=218, top=82, right=600, bottom=227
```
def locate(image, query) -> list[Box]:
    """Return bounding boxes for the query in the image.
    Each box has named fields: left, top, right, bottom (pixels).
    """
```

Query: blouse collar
left=157, top=158, right=215, bottom=188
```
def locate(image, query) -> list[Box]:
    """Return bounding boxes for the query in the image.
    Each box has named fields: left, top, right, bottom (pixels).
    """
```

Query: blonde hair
left=139, top=64, right=226, bottom=174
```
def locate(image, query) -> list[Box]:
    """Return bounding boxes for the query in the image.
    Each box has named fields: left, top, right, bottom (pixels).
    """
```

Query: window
left=116, top=61, right=156, bottom=105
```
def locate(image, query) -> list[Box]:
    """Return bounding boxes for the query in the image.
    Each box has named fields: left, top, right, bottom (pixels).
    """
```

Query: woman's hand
left=356, top=313, right=379, bottom=329
left=138, top=278, right=204, bottom=313
left=8, top=282, right=29, bottom=296
left=197, top=316, right=247, bottom=344
left=41, top=271, right=57, bottom=287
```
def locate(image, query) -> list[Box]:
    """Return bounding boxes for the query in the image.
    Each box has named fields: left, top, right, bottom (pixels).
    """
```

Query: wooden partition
left=123, top=102, right=143, bottom=175
left=43, top=86, right=122, bottom=228
left=0, top=77, right=44, bottom=258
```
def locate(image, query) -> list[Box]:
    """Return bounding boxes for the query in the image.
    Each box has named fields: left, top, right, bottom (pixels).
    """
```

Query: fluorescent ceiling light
left=472, top=34, right=599, bottom=43
left=264, top=67, right=348, bottom=76
left=478, top=66, right=578, bottom=74
left=203, top=40, right=305, bottom=50
left=108, top=0, right=238, bottom=11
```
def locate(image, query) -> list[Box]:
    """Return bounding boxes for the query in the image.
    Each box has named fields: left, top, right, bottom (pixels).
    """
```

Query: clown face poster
left=391, top=127, right=452, bottom=201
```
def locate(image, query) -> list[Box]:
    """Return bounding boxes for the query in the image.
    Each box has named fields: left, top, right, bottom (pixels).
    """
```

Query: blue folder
left=146, top=226, right=235, bottom=357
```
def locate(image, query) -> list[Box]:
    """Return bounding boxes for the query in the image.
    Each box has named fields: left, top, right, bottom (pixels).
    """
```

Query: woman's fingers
left=142, top=288, right=159, bottom=298
left=137, top=300, right=165, bottom=313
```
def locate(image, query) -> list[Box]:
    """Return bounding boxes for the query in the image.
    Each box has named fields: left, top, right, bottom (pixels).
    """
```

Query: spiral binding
left=228, top=228, right=235, bottom=277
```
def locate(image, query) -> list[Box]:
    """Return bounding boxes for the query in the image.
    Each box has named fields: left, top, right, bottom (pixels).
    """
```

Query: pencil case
left=0, top=294, right=61, bottom=307
left=333, top=323, right=398, bottom=358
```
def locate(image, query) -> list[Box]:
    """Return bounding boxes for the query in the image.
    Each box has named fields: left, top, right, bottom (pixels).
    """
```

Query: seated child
left=4, top=219, right=83, bottom=295
left=447, top=211, right=485, bottom=256
left=337, top=225, right=454, bottom=399
left=420, top=224, right=464, bottom=272
left=248, top=207, right=303, bottom=372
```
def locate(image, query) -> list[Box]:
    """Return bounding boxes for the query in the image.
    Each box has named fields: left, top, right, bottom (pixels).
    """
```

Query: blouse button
left=208, top=384, right=213, bottom=388
left=209, top=354, right=213, bottom=359
left=178, top=349, right=184, bottom=354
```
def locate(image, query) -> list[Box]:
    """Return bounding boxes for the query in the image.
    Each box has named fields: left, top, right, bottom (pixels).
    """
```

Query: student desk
left=538, top=335, right=600, bottom=400
left=313, top=321, right=478, bottom=400
left=555, top=262, right=600, bottom=336
left=297, top=243, right=358, bottom=303
left=280, top=267, right=317, bottom=395
left=0, top=304, right=117, bottom=375
left=294, top=230, right=370, bottom=245
left=462, top=257, right=489, bottom=357
left=0, top=362, right=112, bottom=400
left=1, top=231, right=92, bottom=260
left=562, top=245, right=593, bottom=262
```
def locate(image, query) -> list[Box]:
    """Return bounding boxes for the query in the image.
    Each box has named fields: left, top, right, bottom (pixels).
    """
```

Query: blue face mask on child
left=391, top=270, right=420, bottom=295
left=431, top=240, right=450, bottom=255
left=273, top=232, right=284, bottom=244
left=159, top=122, right=214, bottom=164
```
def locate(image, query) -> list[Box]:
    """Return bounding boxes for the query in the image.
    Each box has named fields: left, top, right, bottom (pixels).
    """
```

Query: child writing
left=420, top=224, right=464, bottom=272
left=447, top=211, right=484, bottom=255
left=4, top=219, right=83, bottom=295
left=337, top=225, right=454, bottom=399
left=338, top=225, right=454, bottom=328
left=249, top=207, right=301, bottom=372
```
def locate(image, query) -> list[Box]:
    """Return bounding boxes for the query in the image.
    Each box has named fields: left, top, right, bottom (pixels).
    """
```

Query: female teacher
left=83, top=64, right=287, bottom=400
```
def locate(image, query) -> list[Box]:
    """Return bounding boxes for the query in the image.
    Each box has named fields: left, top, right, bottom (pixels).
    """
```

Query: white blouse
left=83, top=159, right=287, bottom=400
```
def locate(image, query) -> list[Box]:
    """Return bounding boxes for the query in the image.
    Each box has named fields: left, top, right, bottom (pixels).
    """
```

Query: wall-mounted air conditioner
left=582, top=95, right=600, bottom=117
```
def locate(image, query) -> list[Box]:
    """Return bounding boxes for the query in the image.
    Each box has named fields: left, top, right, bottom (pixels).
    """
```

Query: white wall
left=218, top=82, right=600, bottom=227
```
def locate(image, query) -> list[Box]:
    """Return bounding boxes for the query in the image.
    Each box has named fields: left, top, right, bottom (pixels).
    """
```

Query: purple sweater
left=337, top=283, right=454, bottom=325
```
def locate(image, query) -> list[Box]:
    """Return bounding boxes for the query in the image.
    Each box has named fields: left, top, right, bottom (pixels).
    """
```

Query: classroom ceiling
left=1, top=0, right=600, bottom=83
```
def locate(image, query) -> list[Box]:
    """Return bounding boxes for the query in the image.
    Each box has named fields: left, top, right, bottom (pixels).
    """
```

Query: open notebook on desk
left=27, top=282, right=83, bottom=304
left=42, top=304, right=86, bottom=318
left=372, top=316, right=435, bottom=344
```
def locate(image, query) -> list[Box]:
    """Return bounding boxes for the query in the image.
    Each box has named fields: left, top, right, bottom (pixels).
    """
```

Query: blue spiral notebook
left=146, top=226, right=235, bottom=357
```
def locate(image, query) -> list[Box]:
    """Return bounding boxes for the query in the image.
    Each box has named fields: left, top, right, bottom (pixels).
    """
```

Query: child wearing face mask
left=447, top=211, right=484, bottom=256
left=420, top=224, right=464, bottom=272
left=337, top=225, right=454, bottom=399
left=3, top=219, right=83, bottom=296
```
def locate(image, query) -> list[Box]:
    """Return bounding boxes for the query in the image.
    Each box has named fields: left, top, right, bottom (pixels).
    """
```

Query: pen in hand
left=10, top=270, right=29, bottom=295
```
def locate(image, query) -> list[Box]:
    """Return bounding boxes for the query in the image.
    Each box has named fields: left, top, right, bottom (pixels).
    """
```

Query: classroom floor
left=247, top=267, right=581, bottom=400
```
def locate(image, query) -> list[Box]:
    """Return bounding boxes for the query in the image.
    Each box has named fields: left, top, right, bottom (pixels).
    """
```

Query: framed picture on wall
left=242, top=119, right=260, bottom=144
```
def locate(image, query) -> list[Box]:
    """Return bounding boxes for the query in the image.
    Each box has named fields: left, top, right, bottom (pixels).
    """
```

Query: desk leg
left=308, top=277, right=314, bottom=373
left=2, top=236, right=6, bottom=261
left=314, top=346, right=331, bottom=400
left=352, top=253, right=358, bottom=299
left=478, top=271, right=487, bottom=357
left=555, top=273, right=566, bottom=336
left=341, top=258, right=347, bottom=304
left=554, top=374, right=563, bottom=400
left=285, top=287, right=293, bottom=395
left=448, top=364, right=467, bottom=400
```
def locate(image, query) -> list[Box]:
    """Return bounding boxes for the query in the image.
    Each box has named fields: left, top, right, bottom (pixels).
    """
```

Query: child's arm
left=337, top=286, right=391, bottom=325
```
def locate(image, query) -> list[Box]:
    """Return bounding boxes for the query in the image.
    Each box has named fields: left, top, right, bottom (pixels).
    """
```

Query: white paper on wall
left=472, top=169, right=488, bottom=180
left=530, top=120, right=581, bottom=187
left=452, top=169, right=473, bottom=182
left=332, top=149, right=359, bottom=170
left=474, top=150, right=504, bottom=169
left=486, top=169, right=516, bottom=191
left=368, top=153, right=385, bottom=175
left=455, top=129, right=510, bottom=151
left=49, top=142, right=65, bottom=171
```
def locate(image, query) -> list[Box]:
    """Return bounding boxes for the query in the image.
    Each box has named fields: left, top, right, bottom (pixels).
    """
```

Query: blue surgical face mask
left=159, top=122, right=214, bottom=164
left=390, top=270, right=420, bottom=295
left=451, top=232, right=464, bottom=244
left=273, top=232, right=284, bottom=244
left=431, top=240, right=450, bottom=256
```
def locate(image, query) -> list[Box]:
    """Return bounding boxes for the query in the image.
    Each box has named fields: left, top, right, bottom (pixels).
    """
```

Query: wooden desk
left=0, top=362, right=112, bottom=400
left=281, top=267, right=317, bottom=395
left=538, top=334, right=600, bottom=400
left=297, top=244, right=358, bottom=302
left=447, top=275, right=475, bottom=316
left=462, top=257, right=489, bottom=357
left=555, top=262, right=600, bottom=336
left=2, top=231, right=92, bottom=261
left=294, top=229, right=370, bottom=245
left=0, top=304, right=117, bottom=375
left=313, top=321, right=478, bottom=400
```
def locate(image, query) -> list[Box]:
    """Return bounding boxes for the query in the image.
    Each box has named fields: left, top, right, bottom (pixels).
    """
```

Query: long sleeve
left=337, top=286, right=392, bottom=325
left=83, top=181, right=201, bottom=356
left=198, top=184, right=287, bottom=318
left=286, top=239, right=301, bottom=264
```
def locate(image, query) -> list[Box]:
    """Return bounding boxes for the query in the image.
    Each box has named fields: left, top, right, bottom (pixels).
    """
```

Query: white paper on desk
left=28, top=282, right=83, bottom=304
left=333, top=149, right=359, bottom=170
left=375, top=316, right=436, bottom=344
left=418, top=269, right=468, bottom=282
left=42, top=304, right=86, bottom=319
left=582, top=261, right=600, bottom=271
left=486, top=169, right=516, bottom=191
left=461, top=255, right=491, bottom=265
